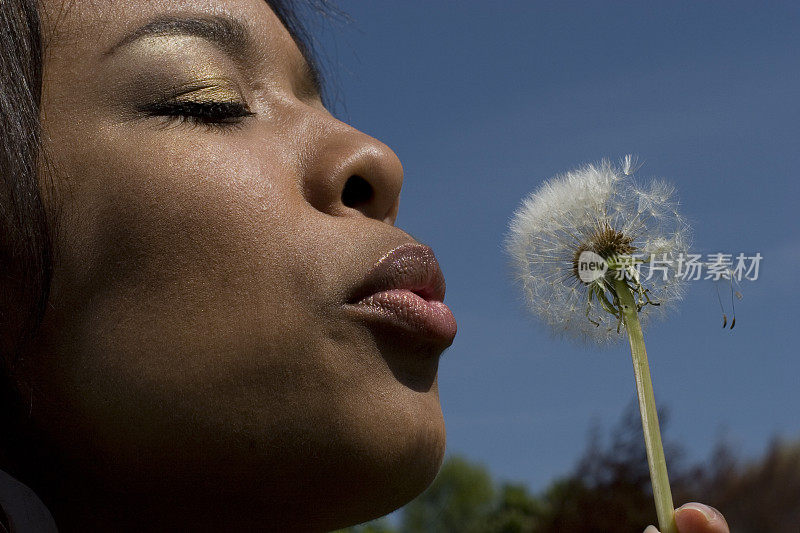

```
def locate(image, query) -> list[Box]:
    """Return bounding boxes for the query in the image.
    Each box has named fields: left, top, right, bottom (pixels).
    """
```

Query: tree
left=334, top=517, right=397, bottom=533
left=400, top=456, right=496, bottom=533
left=678, top=437, right=800, bottom=533
left=482, top=483, right=542, bottom=533
left=532, top=404, right=675, bottom=532
left=339, top=401, right=800, bottom=532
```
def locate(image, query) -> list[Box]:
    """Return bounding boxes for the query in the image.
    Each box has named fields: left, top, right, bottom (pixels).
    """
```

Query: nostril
left=341, top=175, right=374, bottom=209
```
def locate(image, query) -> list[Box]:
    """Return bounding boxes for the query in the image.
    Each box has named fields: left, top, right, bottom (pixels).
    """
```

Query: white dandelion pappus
left=505, top=156, right=690, bottom=343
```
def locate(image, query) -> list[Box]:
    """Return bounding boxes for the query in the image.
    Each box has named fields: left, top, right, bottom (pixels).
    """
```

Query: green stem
left=613, top=277, right=677, bottom=533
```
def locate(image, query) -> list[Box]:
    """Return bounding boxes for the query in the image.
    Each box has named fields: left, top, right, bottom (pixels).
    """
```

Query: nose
left=302, top=119, right=404, bottom=225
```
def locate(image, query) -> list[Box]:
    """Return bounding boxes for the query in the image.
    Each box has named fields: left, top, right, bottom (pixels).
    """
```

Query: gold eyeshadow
left=101, top=33, right=253, bottom=114
left=172, top=85, right=239, bottom=103
left=158, top=77, right=245, bottom=103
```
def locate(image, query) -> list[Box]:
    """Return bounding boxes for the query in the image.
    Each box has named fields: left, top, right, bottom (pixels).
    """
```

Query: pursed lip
left=345, top=243, right=457, bottom=344
left=348, top=243, right=447, bottom=304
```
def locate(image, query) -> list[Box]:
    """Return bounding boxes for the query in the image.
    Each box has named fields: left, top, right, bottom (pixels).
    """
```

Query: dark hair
left=0, top=3, right=50, bottom=514
left=0, top=0, right=335, bottom=488
left=269, top=0, right=334, bottom=107
left=0, top=1, right=336, bottom=362
left=0, top=0, right=50, bottom=364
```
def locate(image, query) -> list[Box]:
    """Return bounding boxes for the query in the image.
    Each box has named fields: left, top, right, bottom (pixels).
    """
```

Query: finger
left=674, top=502, right=729, bottom=533
left=643, top=526, right=659, bottom=533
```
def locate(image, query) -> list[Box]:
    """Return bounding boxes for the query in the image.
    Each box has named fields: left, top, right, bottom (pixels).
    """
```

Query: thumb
left=674, top=502, right=729, bottom=533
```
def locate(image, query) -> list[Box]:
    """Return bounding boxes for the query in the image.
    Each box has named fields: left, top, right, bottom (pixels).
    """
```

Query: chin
left=344, top=392, right=445, bottom=526
left=290, top=383, right=445, bottom=531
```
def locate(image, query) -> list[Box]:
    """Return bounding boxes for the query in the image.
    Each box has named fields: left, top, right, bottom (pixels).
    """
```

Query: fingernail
left=678, top=502, right=719, bottom=521
left=643, top=526, right=659, bottom=533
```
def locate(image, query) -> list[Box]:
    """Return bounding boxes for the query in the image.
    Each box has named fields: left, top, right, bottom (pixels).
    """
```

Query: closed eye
left=139, top=100, right=255, bottom=129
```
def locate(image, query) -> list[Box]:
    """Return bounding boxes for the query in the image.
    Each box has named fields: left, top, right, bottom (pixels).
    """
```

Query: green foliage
left=675, top=437, right=800, bottom=533
left=531, top=405, right=669, bottom=532
left=481, top=483, right=543, bottom=533
left=334, top=517, right=396, bottom=533
left=401, top=456, right=496, bottom=533
left=339, top=402, right=800, bottom=532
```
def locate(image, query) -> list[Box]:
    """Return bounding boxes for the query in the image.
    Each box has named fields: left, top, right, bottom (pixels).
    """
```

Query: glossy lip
left=345, top=243, right=457, bottom=345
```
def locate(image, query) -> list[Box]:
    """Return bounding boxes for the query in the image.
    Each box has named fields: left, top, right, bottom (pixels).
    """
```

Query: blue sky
left=318, top=1, right=800, bottom=492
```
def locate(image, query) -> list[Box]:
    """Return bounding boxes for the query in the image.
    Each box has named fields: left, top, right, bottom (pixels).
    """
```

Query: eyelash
left=141, top=100, right=256, bottom=130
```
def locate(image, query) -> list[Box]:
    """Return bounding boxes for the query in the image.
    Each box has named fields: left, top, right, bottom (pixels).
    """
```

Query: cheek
left=68, top=133, right=293, bottom=289
left=55, top=125, right=311, bottom=330
left=30, top=124, right=446, bottom=515
left=36, top=129, right=332, bottom=454
left=57, top=131, right=312, bottom=365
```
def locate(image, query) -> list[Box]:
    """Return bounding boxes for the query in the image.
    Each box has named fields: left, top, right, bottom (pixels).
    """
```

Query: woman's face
left=23, top=0, right=455, bottom=529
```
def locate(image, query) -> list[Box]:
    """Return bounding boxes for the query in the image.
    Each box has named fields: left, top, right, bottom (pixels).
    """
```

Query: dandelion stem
left=613, top=277, right=677, bottom=533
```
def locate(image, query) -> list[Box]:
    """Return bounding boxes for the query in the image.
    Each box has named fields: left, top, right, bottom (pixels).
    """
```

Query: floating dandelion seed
left=505, top=156, right=688, bottom=533
left=505, top=155, right=690, bottom=343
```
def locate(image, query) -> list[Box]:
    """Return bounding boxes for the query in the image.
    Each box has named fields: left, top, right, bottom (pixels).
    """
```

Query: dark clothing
left=0, top=470, right=56, bottom=533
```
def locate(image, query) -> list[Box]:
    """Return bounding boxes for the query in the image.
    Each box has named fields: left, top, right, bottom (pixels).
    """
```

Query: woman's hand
left=643, top=503, right=729, bottom=533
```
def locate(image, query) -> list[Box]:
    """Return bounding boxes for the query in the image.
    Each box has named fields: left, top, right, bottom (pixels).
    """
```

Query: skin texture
left=6, top=1, right=730, bottom=531
left=674, top=503, right=730, bottom=533
left=14, top=0, right=451, bottom=530
left=643, top=503, right=730, bottom=533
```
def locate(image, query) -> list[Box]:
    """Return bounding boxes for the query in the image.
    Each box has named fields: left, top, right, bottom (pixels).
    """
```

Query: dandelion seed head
left=505, top=157, right=690, bottom=344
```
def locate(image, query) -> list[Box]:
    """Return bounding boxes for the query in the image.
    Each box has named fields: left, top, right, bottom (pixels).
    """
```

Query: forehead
left=41, top=0, right=303, bottom=67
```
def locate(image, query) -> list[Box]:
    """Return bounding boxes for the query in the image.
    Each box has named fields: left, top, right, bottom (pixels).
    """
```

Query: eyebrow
left=106, top=14, right=323, bottom=98
left=106, top=15, right=252, bottom=59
